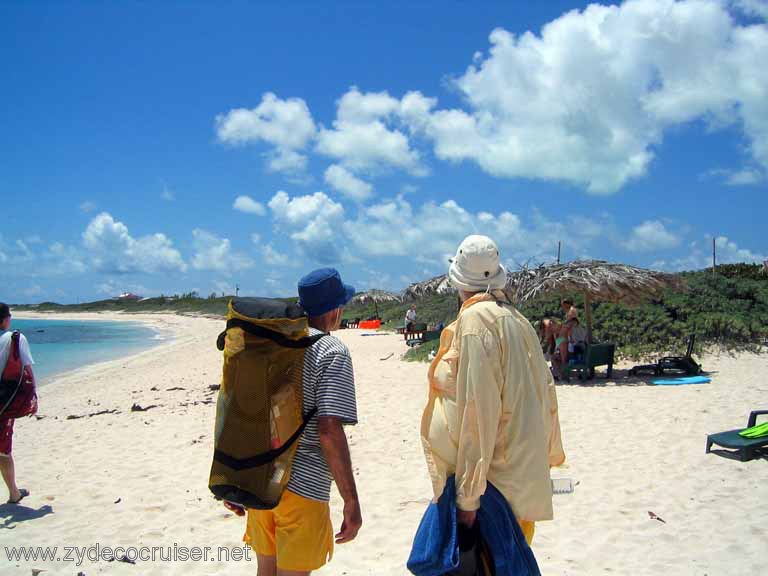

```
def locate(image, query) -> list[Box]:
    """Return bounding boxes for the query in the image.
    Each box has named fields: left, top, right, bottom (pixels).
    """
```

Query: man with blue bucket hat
left=243, top=268, right=362, bottom=576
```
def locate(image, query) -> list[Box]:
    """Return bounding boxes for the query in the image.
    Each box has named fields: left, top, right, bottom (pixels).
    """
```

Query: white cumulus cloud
left=654, top=235, right=766, bottom=270
left=714, top=235, right=766, bottom=264
left=323, top=164, right=373, bottom=201
left=0, top=233, right=88, bottom=278
left=268, top=191, right=346, bottom=263
left=316, top=87, right=427, bottom=176
left=624, top=220, right=681, bottom=252
left=340, top=195, right=603, bottom=272
left=703, top=167, right=766, bottom=186
left=191, top=229, right=254, bottom=273
left=48, top=243, right=88, bottom=275
left=82, top=212, right=187, bottom=274
left=233, top=195, right=267, bottom=215
left=216, top=93, right=316, bottom=175
left=723, top=168, right=765, bottom=186
left=261, top=243, right=293, bottom=267
left=404, top=0, right=768, bottom=194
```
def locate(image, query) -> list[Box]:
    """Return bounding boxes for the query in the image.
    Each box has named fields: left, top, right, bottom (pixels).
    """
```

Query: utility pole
left=712, top=238, right=716, bottom=278
left=557, top=241, right=561, bottom=264
left=235, top=283, right=240, bottom=297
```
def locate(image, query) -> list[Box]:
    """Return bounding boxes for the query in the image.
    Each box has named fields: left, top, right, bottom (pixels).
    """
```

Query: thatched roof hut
left=349, top=289, right=403, bottom=306
left=506, top=260, right=683, bottom=343
left=401, top=261, right=683, bottom=343
left=402, top=275, right=454, bottom=301
left=506, top=260, right=682, bottom=306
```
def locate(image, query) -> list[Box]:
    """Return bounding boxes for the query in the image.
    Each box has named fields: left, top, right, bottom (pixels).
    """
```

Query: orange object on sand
left=358, top=320, right=381, bottom=329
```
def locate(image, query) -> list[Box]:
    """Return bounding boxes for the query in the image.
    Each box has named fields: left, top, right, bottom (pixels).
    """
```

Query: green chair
left=405, top=325, right=441, bottom=347
left=563, top=343, right=615, bottom=381
left=706, top=410, right=768, bottom=462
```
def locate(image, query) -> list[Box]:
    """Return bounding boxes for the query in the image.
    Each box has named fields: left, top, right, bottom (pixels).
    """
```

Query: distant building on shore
left=114, top=292, right=141, bottom=301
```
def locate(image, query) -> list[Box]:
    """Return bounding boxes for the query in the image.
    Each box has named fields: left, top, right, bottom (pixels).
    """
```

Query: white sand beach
left=3, top=312, right=767, bottom=575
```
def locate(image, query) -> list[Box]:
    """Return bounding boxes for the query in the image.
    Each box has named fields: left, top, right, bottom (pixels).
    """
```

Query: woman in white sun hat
left=419, top=234, right=565, bottom=547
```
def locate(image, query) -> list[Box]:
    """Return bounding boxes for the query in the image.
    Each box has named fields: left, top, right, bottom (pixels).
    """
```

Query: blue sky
left=2, top=0, right=766, bottom=303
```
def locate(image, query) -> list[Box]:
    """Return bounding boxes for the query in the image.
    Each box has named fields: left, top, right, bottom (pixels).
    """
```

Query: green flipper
left=739, top=421, right=768, bottom=439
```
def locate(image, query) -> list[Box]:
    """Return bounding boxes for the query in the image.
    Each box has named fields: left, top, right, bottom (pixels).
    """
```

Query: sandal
left=7, top=488, right=29, bottom=504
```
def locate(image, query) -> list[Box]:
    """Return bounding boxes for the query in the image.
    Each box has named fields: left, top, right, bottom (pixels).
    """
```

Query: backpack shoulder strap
left=213, top=406, right=319, bottom=471
left=216, top=319, right=326, bottom=351
left=1, top=331, right=21, bottom=375
left=11, top=331, right=21, bottom=361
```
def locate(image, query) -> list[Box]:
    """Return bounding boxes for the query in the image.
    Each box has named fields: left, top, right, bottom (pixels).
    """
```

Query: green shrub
left=403, top=339, right=441, bottom=362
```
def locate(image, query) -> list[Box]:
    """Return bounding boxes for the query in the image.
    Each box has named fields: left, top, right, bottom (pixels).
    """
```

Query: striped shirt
left=286, top=328, right=357, bottom=502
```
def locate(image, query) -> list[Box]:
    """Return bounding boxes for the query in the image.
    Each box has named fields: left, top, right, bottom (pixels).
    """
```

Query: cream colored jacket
left=420, top=292, right=565, bottom=521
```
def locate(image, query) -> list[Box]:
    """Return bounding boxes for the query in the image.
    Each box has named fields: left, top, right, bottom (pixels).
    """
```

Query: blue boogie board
left=652, top=376, right=711, bottom=385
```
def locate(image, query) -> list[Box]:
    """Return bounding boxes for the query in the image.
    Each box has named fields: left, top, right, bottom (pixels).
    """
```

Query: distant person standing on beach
left=0, top=303, right=35, bottom=504
left=224, top=269, right=362, bottom=575
left=420, top=235, right=565, bottom=548
left=405, top=304, right=417, bottom=332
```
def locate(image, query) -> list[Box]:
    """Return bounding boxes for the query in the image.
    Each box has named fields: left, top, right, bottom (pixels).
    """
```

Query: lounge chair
left=629, top=334, right=701, bottom=376
left=706, top=410, right=768, bottom=462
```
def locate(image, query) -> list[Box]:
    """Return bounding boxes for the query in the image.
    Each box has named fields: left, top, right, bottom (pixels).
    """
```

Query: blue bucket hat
left=298, top=268, right=355, bottom=317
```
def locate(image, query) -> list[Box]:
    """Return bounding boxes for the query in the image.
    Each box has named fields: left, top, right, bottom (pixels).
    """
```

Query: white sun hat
left=448, top=234, right=508, bottom=292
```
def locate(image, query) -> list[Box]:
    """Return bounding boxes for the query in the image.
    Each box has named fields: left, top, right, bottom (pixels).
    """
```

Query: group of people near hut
left=538, top=298, right=588, bottom=380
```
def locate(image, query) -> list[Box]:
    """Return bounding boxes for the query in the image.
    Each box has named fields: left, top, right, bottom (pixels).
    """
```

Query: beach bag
left=209, top=298, right=324, bottom=509
left=0, top=331, right=38, bottom=418
left=408, top=477, right=540, bottom=576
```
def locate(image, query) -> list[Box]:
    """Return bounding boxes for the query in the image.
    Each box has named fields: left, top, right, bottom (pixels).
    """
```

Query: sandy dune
left=3, top=313, right=767, bottom=575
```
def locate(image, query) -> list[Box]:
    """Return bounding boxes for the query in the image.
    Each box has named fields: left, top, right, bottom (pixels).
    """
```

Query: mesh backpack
left=209, top=298, right=324, bottom=509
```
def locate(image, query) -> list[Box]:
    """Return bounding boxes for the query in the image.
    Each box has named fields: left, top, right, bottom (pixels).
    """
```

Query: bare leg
left=257, top=554, right=277, bottom=576
left=257, top=552, right=311, bottom=576
left=0, top=454, right=21, bottom=502
left=277, top=569, right=311, bottom=576
left=557, top=342, right=569, bottom=379
left=258, top=554, right=311, bottom=576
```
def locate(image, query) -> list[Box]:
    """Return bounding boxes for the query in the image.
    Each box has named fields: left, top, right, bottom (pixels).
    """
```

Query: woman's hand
left=223, top=500, right=246, bottom=516
left=457, top=508, right=477, bottom=527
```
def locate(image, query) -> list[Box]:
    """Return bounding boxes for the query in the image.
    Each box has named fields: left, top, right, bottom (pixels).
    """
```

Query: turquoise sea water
left=6, top=318, right=164, bottom=384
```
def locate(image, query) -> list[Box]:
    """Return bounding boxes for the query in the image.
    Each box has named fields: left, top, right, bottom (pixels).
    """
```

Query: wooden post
left=557, top=241, right=561, bottom=264
left=712, top=238, right=716, bottom=278
left=584, top=292, right=593, bottom=344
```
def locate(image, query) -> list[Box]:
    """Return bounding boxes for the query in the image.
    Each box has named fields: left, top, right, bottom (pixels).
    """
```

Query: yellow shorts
left=244, top=490, right=334, bottom=571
